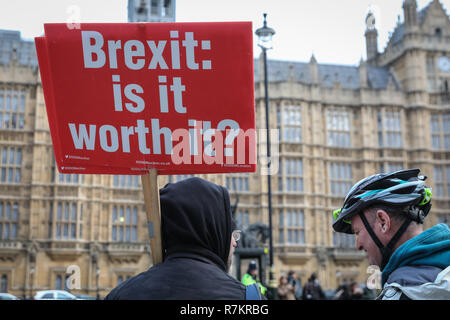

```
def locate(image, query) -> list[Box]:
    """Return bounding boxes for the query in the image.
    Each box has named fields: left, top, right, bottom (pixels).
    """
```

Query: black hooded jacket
left=105, top=177, right=246, bottom=300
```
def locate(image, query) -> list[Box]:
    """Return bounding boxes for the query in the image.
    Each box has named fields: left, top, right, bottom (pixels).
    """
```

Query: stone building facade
left=0, top=0, right=449, bottom=298
left=251, top=0, right=450, bottom=290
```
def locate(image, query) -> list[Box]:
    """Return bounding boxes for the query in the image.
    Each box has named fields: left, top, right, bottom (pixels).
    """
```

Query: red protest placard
left=36, top=22, right=256, bottom=175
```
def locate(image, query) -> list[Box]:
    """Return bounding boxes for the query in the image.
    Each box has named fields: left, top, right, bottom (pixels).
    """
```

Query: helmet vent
left=344, top=197, right=359, bottom=209
left=366, top=180, right=397, bottom=190
left=392, top=185, right=416, bottom=194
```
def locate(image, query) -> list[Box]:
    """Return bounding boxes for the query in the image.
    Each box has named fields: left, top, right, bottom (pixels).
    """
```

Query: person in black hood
left=105, top=177, right=247, bottom=300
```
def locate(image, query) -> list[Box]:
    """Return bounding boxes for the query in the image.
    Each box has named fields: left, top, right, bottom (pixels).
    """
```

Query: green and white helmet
left=332, top=168, right=432, bottom=234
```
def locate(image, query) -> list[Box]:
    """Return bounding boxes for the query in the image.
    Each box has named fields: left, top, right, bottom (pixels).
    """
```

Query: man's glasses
left=232, top=230, right=241, bottom=242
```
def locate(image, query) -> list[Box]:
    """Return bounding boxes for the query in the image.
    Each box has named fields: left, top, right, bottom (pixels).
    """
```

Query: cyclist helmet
left=332, top=168, right=432, bottom=234
left=332, top=169, right=432, bottom=270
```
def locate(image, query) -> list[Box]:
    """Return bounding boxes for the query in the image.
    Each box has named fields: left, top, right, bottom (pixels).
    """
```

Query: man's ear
left=376, top=209, right=391, bottom=234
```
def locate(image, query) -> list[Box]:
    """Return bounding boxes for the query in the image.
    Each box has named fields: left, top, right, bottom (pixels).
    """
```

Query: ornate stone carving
left=240, top=222, right=269, bottom=248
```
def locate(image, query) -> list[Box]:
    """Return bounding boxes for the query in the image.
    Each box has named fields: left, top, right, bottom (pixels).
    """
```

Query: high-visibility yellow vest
left=241, top=273, right=267, bottom=295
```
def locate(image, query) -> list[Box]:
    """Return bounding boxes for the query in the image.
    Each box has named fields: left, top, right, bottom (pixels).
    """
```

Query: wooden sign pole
left=141, top=169, right=163, bottom=266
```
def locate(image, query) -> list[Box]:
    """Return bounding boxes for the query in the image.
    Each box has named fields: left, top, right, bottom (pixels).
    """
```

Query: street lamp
left=29, top=266, right=35, bottom=299
left=96, top=265, right=100, bottom=300
left=255, top=14, right=276, bottom=50
left=255, top=13, right=277, bottom=293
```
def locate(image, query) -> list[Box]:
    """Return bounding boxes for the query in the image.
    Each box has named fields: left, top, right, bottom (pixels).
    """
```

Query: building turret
left=403, top=0, right=418, bottom=30
left=365, top=11, right=378, bottom=61
left=309, top=54, right=319, bottom=85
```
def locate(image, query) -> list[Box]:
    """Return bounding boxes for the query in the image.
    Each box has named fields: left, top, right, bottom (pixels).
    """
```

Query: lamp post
left=255, top=13, right=277, bottom=293
left=96, top=265, right=100, bottom=300
left=29, top=266, right=35, bottom=299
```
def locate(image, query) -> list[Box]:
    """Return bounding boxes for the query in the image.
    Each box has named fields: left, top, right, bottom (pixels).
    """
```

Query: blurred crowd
left=277, top=271, right=378, bottom=300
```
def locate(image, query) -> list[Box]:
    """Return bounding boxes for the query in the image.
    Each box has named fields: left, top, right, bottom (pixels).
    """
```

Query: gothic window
left=113, top=175, right=140, bottom=188
left=281, top=158, right=303, bottom=193
left=327, top=109, right=351, bottom=147
left=431, top=114, right=442, bottom=149
left=288, top=210, right=305, bottom=245
left=378, top=110, right=402, bottom=148
left=333, top=233, right=356, bottom=248
left=53, top=202, right=81, bottom=240
left=0, top=202, right=19, bottom=240
left=226, top=174, right=250, bottom=192
left=112, top=205, right=138, bottom=242
left=433, top=165, right=450, bottom=198
left=151, top=0, right=159, bottom=15
left=0, top=147, right=22, bottom=183
left=0, top=89, right=25, bottom=130
left=236, top=210, right=249, bottom=230
left=281, top=105, right=302, bottom=143
left=279, top=210, right=305, bottom=245
left=57, top=172, right=84, bottom=185
left=430, top=113, right=450, bottom=150
left=329, top=162, right=352, bottom=196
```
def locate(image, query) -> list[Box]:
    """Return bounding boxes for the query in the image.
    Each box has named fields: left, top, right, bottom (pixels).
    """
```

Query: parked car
left=34, top=290, right=77, bottom=300
left=74, top=294, right=96, bottom=300
left=0, top=293, right=20, bottom=300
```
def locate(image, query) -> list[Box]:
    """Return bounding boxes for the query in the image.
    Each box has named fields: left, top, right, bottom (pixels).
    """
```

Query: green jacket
left=241, top=273, right=267, bottom=295
left=378, top=223, right=450, bottom=300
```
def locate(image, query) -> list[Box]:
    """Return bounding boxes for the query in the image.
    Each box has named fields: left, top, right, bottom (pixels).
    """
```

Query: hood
left=160, top=177, right=233, bottom=271
left=382, top=223, right=450, bottom=285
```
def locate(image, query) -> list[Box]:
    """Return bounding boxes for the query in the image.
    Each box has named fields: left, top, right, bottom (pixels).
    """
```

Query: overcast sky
left=1, top=0, right=449, bottom=65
